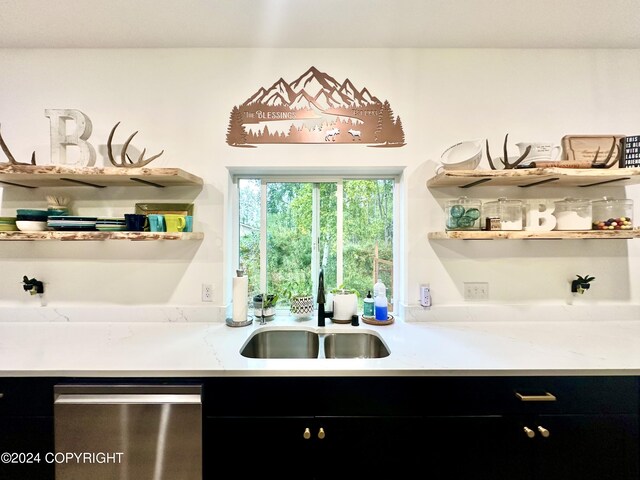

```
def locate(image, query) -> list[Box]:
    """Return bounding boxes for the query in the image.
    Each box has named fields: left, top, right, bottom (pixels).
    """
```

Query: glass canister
left=592, top=197, right=634, bottom=230
left=482, top=197, right=523, bottom=230
left=553, top=198, right=592, bottom=231
left=445, top=196, right=481, bottom=230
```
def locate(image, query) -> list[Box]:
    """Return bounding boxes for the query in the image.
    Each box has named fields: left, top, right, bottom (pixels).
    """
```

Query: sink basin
left=240, top=329, right=319, bottom=359
left=324, top=332, right=390, bottom=359
left=240, top=328, right=390, bottom=359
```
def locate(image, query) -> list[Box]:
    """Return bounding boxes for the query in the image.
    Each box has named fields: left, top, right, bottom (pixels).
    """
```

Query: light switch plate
left=464, top=282, right=489, bottom=301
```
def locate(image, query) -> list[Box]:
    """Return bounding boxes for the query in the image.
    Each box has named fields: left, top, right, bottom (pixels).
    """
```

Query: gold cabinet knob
left=317, top=427, right=326, bottom=440
left=537, top=426, right=550, bottom=438
left=303, top=427, right=311, bottom=440
left=523, top=426, right=536, bottom=438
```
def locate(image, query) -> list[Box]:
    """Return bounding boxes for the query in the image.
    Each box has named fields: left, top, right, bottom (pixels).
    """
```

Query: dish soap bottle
left=363, top=290, right=374, bottom=318
left=373, top=280, right=388, bottom=321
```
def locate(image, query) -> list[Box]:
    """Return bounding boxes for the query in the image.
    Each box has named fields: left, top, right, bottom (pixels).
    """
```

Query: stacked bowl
left=96, top=217, right=127, bottom=231
left=439, top=139, right=483, bottom=171
left=47, top=216, right=97, bottom=231
left=16, top=209, right=49, bottom=231
left=0, top=217, right=18, bottom=231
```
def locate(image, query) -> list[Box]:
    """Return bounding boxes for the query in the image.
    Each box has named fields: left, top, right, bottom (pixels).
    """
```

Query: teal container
left=363, top=291, right=374, bottom=317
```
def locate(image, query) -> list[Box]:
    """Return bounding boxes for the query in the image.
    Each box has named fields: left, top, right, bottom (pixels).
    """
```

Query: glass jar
left=592, top=197, right=634, bottom=230
left=482, top=198, right=523, bottom=230
left=553, top=198, right=592, bottom=231
left=445, top=196, right=481, bottom=230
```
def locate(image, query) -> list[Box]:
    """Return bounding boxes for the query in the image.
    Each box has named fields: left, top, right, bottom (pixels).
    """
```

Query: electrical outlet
left=420, top=284, right=431, bottom=307
left=464, top=282, right=489, bottom=301
left=202, top=284, right=213, bottom=302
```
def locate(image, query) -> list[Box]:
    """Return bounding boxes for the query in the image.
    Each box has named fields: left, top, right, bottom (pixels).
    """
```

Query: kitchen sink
left=239, top=328, right=390, bottom=359
left=324, top=332, right=390, bottom=359
left=240, top=329, right=320, bottom=359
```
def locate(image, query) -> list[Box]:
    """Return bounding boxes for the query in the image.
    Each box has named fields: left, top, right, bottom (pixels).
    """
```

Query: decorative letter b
left=45, top=109, right=96, bottom=166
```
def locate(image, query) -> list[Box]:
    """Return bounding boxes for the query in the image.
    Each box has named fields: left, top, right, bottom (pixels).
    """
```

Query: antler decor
left=107, top=122, right=164, bottom=168
left=591, top=136, right=619, bottom=169
left=486, top=133, right=530, bottom=170
left=0, top=124, right=36, bottom=166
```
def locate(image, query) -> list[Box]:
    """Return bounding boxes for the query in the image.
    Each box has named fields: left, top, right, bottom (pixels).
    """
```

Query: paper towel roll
left=332, top=293, right=357, bottom=320
left=232, top=276, right=248, bottom=322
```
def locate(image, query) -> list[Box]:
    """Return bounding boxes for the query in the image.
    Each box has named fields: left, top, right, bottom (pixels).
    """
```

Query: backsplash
left=0, top=306, right=225, bottom=323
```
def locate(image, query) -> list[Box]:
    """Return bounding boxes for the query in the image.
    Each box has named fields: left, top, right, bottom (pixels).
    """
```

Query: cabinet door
left=535, top=414, right=639, bottom=480
left=317, top=415, right=524, bottom=480
left=315, top=416, right=422, bottom=479
left=204, top=417, right=315, bottom=479
left=0, top=416, right=54, bottom=480
left=424, top=415, right=528, bottom=480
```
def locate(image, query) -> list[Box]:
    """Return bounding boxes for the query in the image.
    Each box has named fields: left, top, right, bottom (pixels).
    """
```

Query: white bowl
left=440, top=139, right=483, bottom=170
left=16, top=220, right=48, bottom=232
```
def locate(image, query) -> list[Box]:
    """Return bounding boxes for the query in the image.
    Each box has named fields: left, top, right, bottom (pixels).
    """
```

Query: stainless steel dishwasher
left=54, top=384, right=202, bottom=480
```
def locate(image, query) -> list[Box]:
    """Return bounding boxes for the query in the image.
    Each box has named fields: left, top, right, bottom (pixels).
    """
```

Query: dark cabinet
left=203, top=376, right=640, bottom=480
left=495, top=376, right=640, bottom=480
left=315, top=416, right=422, bottom=478
left=202, top=377, right=427, bottom=479
left=0, top=379, right=55, bottom=480
left=533, top=414, right=639, bottom=480
left=204, top=416, right=314, bottom=479
left=205, top=415, right=423, bottom=479
left=421, top=415, right=521, bottom=480
left=0, top=375, right=638, bottom=480
left=428, top=413, right=638, bottom=480
left=0, top=417, right=55, bottom=480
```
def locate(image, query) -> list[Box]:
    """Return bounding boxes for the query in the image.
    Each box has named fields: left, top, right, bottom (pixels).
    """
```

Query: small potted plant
left=281, top=278, right=314, bottom=320
left=252, top=293, right=278, bottom=319
left=571, top=274, right=595, bottom=294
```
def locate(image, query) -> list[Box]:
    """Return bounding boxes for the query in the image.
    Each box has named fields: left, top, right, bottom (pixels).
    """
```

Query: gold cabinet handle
left=317, top=427, right=325, bottom=440
left=537, top=426, right=550, bottom=438
left=303, top=427, right=311, bottom=440
left=515, top=392, right=557, bottom=402
left=523, top=426, right=536, bottom=438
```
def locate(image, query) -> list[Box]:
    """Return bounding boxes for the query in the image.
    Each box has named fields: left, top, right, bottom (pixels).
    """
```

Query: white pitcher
left=516, top=142, right=562, bottom=162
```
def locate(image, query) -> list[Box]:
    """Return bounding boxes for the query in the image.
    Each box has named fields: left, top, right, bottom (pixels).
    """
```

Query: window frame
left=232, top=174, right=401, bottom=313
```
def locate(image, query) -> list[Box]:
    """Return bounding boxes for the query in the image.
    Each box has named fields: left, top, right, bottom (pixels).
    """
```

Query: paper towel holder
left=226, top=268, right=253, bottom=327
left=226, top=317, right=253, bottom=327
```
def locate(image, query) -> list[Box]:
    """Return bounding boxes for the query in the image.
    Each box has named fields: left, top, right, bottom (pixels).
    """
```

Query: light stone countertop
left=2, top=316, right=640, bottom=377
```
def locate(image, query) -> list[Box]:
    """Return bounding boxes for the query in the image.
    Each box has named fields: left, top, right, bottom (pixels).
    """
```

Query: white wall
left=0, top=48, right=638, bottom=320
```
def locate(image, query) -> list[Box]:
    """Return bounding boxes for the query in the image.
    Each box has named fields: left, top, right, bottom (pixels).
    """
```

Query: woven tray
left=361, top=314, right=394, bottom=326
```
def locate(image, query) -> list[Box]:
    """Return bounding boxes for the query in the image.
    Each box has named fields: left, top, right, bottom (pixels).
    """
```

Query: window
left=238, top=176, right=395, bottom=310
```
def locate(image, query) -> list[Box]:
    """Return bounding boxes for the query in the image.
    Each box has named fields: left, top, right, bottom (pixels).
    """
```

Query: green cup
left=164, top=214, right=186, bottom=232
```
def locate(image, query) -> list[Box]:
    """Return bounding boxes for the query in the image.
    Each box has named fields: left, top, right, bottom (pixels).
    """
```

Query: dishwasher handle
left=54, top=384, right=202, bottom=404
left=55, top=393, right=201, bottom=405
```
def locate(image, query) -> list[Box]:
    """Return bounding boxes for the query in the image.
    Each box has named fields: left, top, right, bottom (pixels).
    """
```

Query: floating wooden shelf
left=427, top=168, right=640, bottom=189
left=0, top=231, right=204, bottom=241
left=428, top=229, right=639, bottom=240
left=0, top=165, right=203, bottom=188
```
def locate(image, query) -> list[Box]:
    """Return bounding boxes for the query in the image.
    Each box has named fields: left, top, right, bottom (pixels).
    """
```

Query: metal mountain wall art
left=226, top=66, right=406, bottom=148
